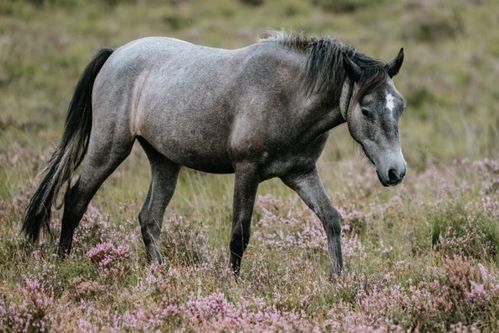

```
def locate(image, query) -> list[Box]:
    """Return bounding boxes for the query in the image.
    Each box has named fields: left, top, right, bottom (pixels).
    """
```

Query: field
left=0, top=0, right=498, bottom=331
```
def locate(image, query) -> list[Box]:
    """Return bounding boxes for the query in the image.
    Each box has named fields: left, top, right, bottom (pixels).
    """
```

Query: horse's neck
left=311, top=78, right=350, bottom=124
left=295, top=82, right=348, bottom=144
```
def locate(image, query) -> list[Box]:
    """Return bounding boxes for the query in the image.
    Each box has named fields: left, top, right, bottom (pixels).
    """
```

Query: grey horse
left=23, top=32, right=406, bottom=276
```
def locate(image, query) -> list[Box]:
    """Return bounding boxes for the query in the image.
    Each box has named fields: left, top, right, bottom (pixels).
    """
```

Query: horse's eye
left=361, top=108, right=371, bottom=118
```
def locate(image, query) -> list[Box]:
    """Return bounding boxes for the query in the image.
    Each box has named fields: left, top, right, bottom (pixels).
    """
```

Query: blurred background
left=0, top=0, right=498, bottom=210
left=0, top=2, right=498, bottom=330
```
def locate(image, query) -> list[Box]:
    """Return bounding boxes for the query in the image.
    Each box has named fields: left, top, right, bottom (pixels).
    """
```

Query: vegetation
left=0, top=0, right=497, bottom=331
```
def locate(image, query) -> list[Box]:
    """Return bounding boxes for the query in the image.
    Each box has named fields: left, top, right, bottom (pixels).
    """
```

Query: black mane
left=261, top=31, right=388, bottom=105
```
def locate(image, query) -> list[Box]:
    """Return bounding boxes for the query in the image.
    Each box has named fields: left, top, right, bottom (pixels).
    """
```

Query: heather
left=1, top=0, right=498, bottom=332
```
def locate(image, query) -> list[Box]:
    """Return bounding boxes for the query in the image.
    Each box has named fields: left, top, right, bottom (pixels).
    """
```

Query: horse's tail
left=22, top=48, right=113, bottom=242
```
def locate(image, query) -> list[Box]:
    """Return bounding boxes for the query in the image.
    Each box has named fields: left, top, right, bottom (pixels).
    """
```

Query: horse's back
left=92, top=37, right=250, bottom=172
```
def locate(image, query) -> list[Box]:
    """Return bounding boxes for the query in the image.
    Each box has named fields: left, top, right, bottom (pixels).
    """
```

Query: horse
left=22, top=32, right=406, bottom=277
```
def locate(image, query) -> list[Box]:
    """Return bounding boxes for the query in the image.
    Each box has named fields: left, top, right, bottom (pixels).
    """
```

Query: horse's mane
left=260, top=31, right=388, bottom=108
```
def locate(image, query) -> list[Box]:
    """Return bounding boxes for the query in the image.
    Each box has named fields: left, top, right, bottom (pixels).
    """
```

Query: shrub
left=401, top=2, right=463, bottom=42
left=431, top=204, right=498, bottom=261
left=160, top=214, right=210, bottom=266
left=0, top=277, right=53, bottom=332
left=311, top=0, right=382, bottom=13
left=239, top=0, right=265, bottom=6
left=86, top=241, right=130, bottom=274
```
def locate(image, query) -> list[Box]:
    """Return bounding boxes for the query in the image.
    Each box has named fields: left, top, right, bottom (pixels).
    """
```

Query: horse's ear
left=342, top=52, right=362, bottom=82
left=387, top=48, right=404, bottom=78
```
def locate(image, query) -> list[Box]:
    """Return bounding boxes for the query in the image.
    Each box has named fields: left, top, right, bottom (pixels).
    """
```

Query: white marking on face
left=386, top=93, right=395, bottom=113
left=386, top=78, right=405, bottom=111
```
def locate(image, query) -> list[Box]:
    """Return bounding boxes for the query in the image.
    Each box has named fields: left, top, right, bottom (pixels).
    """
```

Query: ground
left=0, top=0, right=498, bottom=332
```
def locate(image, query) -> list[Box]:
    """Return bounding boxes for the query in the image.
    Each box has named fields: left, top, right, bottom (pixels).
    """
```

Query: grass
left=0, top=0, right=498, bottom=331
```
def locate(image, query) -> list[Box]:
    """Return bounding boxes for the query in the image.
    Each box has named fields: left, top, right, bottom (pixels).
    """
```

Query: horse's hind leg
left=138, top=138, right=180, bottom=264
left=58, top=134, right=134, bottom=257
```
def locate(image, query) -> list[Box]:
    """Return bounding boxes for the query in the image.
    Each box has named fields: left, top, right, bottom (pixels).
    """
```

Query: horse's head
left=341, top=49, right=407, bottom=186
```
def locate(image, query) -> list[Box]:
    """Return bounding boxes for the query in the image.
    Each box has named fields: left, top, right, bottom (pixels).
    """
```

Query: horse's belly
left=170, top=150, right=235, bottom=174
left=150, top=139, right=234, bottom=173
left=140, top=116, right=234, bottom=174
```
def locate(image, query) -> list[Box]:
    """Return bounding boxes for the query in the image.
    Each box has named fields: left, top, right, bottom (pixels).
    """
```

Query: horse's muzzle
left=377, top=166, right=406, bottom=187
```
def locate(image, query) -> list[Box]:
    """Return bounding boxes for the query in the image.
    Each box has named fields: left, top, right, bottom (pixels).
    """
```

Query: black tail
left=22, top=48, right=113, bottom=242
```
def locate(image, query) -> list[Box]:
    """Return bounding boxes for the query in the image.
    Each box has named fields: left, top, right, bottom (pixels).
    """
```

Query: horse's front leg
left=281, top=167, right=343, bottom=276
left=230, top=162, right=260, bottom=276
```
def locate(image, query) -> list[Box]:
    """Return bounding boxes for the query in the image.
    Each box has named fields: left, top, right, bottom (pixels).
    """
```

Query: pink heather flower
left=478, top=263, right=490, bottom=282
left=467, top=281, right=487, bottom=301
left=0, top=277, right=54, bottom=332
left=86, top=241, right=130, bottom=272
left=182, top=292, right=319, bottom=332
left=77, top=318, right=96, bottom=333
left=21, top=277, right=54, bottom=312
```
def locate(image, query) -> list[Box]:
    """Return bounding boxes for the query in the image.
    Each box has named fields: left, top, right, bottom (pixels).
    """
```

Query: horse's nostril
left=400, top=169, right=406, bottom=179
left=388, top=168, right=398, bottom=182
